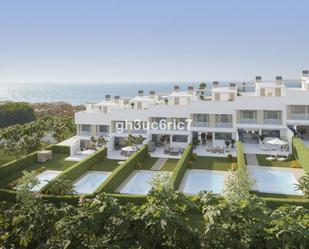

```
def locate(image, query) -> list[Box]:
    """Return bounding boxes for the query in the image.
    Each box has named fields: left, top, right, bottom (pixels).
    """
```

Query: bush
left=227, top=154, right=233, bottom=161
left=135, top=162, right=143, bottom=169
left=187, top=160, right=193, bottom=168
left=291, top=160, right=301, bottom=168
left=231, top=162, right=238, bottom=171
left=191, top=153, right=198, bottom=161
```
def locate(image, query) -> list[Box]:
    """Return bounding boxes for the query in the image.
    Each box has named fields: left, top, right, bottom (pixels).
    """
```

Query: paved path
left=245, top=154, right=259, bottom=166
left=151, top=158, right=167, bottom=170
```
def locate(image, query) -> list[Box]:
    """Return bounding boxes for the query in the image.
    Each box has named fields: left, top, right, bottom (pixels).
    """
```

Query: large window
left=264, top=111, right=281, bottom=120
left=172, top=135, right=188, bottom=143
left=215, top=132, right=232, bottom=140
left=216, top=114, right=232, bottom=123
left=98, top=125, right=109, bottom=133
left=291, top=105, right=306, bottom=114
left=240, top=110, right=256, bottom=119
left=196, top=114, right=209, bottom=122
left=81, top=125, right=90, bottom=132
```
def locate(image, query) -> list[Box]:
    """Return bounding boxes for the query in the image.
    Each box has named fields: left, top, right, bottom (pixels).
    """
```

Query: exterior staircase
left=245, top=154, right=259, bottom=166
left=151, top=158, right=167, bottom=171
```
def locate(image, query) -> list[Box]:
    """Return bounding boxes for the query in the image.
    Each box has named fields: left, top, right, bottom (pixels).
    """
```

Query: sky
left=0, top=0, right=308, bottom=83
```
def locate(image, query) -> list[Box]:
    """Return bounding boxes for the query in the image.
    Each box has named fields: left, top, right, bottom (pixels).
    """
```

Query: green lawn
left=191, top=156, right=234, bottom=171
left=89, top=158, right=121, bottom=171
left=141, top=157, right=158, bottom=170
left=0, top=150, right=17, bottom=166
left=256, top=154, right=295, bottom=168
left=161, top=159, right=179, bottom=171
left=0, top=153, right=76, bottom=189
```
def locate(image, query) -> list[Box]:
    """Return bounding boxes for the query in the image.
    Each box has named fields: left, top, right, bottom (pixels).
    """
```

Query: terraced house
left=65, top=70, right=309, bottom=162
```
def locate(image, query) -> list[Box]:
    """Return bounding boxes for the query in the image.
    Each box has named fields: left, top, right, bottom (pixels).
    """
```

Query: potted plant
left=224, top=139, right=230, bottom=149
left=230, top=138, right=235, bottom=148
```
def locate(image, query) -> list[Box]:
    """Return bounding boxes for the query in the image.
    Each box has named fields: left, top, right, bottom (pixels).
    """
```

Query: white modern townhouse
left=60, top=70, right=309, bottom=161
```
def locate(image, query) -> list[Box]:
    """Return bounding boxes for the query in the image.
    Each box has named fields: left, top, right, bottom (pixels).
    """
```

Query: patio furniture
left=206, top=146, right=212, bottom=152
left=266, top=156, right=276, bottom=161
left=169, top=147, right=180, bottom=155
left=164, top=144, right=170, bottom=154
left=148, top=142, right=156, bottom=152
left=37, top=150, right=53, bottom=163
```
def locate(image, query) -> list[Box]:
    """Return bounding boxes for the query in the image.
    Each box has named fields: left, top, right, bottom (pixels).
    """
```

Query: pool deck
left=247, top=165, right=305, bottom=192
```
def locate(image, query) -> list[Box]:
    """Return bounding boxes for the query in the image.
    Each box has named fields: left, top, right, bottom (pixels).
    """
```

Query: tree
left=97, top=136, right=108, bottom=148
left=295, top=173, right=309, bottom=197
left=42, top=178, right=76, bottom=195
left=0, top=102, right=36, bottom=128
left=223, top=169, right=254, bottom=204
left=125, top=134, right=145, bottom=150
left=198, top=82, right=207, bottom=100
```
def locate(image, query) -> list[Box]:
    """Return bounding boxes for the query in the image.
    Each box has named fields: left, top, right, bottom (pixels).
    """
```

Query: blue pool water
left=252, top=169, right=303, bottom=196
left=117, top=170, right=162, bottom=195
left=32, top=170, right=61, bottom=192
left=180, top=169, right=226, bottom=194
left=73, top=171, right=111, bottom=194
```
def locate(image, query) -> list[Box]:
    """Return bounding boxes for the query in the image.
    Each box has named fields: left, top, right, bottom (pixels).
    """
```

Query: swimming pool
left=117, top=170, right=168, bottom=195
left=251, top=168, right=303, bottom=196
left=73, top=171, right=111, bottom=194
left=32, top=170, right=62, bottom=192
left=179, top=169, right=227, bottom=194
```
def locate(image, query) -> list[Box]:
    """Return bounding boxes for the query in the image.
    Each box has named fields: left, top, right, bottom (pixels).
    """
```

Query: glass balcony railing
left=191, top=121, right=210, bottom=127
left=79, top=131, right=91, bottom=136
left=215, top=122, right=233, bottom=128
left=290, top=113, right=309, bottom=120
left=263, top=119, right=282, bottom=125
left=239, top=118, right=257, bottom=124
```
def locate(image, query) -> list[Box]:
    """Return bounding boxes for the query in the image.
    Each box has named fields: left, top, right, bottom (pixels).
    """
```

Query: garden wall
left=292, top=138, right=309, bottom=173
left=95, top=145, right=148, bottom=193
left=236, top=141, right=246, bottom=171
left=171, top=144, right=193, bottom=189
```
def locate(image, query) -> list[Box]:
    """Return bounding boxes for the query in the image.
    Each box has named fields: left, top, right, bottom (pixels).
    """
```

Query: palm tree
left=198, top=82, right=207, bottom=100
left=97, top=136, right=108, bottom=148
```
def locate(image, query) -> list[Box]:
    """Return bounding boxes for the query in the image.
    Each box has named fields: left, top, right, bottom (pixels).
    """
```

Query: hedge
left=0, top=145, right=70, bottom=179
left=50, top=148, right=107, bottom=183
left=292, top=138, right=309, bottom=173
left=95, top=145, right=148, bottom=194
left=171, top=144, right=193, bottom=190
left=236, top=141, right=246, bottom=171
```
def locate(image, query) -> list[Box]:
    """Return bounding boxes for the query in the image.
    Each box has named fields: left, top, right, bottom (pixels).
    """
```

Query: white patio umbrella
left=266, top=138, right=288, bottom=146
left=121, top=146, right=136, bottom=152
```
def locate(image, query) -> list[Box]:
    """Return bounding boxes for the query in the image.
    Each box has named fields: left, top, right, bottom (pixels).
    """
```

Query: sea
left=0, top=81, right=300, bottom=105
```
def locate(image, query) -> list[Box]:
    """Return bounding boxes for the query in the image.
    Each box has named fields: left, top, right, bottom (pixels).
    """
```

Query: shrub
left=231, top=162, right=238, bottom=171
left=291, top=160, right=301, bottom=168
left=191, top=153, right=198, bottom=161
left=227, top=154, right=233, bottom=161
left=188, top=160, right=193, bottom=168
left=135, top=162, right=143, bottom=169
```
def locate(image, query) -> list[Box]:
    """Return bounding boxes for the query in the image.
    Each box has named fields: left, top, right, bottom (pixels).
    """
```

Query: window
left=264, top=111, right=281, bottom=120
left=291, top=105, right=306, bottom=114
left=172, top=135, right=188, bottom=143
left=196, top=114, right=209, bottom=122
left=81, top=125, right=90, bottom=132
left=240, top=110, right=256, bottom=119
left=215, top=132, right=232, bottom=140
left=98, top=125, right=108, bottom=133
left=216, top=114, right=232, bottom=123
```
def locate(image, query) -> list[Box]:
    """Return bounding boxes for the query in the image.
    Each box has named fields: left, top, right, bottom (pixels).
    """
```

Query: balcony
left=263, top=119, right=282, bottom=125
left=239, top=118, right=257, bottom=124
left=215, top=122, right=233, bottom=128
left=111, top=128, right=147, bottom=134
left=191, top=121, right=210, bottom=127
left=290, top=113, right=309, bottom=120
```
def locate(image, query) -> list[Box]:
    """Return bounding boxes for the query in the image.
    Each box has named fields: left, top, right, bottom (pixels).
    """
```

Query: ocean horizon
left=0, top=81, right=299, bottom=105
